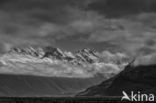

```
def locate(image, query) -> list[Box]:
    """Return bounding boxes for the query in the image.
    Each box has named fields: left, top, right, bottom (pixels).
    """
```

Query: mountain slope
left=0, top=74, right=104, bottom=97
left=77, top=63, right=156, bottom=96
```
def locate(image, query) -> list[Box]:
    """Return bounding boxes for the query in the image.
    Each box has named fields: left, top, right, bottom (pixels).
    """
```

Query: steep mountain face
left=77, top=63, right=156, bottom=96
left=8, top=46, right=129, bottom=66
left=10, top=47, right=45, bottom=58
left=9, top=47, right=99, bottom=65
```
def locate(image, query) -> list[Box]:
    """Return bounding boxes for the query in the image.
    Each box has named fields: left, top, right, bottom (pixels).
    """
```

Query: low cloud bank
left=134, top=53, right=156, bottom=66
left=0, top=51, right=128, bottom=78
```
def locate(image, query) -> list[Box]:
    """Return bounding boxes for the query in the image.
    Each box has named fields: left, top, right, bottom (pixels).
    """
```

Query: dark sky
left=0, top=0, right=156, bottom=56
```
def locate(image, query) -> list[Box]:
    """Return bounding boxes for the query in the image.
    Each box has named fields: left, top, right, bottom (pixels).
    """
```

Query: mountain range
left=0, top=46, right=129, bottom=96
left=8, top=46, right=129, bottom=65
left=0, top=46, right=155, bottom=98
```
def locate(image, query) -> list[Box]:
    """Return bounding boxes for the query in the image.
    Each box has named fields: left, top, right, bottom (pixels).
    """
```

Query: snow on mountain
left=0, top=46, right=129, bottom=78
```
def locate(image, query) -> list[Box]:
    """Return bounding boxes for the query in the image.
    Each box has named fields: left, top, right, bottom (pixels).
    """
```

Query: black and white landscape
left=0, top=0, right=156, bottom=102
left=0, top=46, right=129, bottom=97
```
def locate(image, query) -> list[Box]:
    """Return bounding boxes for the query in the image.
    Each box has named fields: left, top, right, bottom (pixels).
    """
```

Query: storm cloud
left=0, top=0, right=156, bottom=62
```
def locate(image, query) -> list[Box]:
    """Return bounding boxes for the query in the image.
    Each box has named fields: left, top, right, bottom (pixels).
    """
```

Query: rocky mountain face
left=9, top=46, right=129, bottom=66
left=0, top=46, right=130, bottom=78
left=77, top=62, right=156, bottom=96
left=10, top=47, right=45, bottom=58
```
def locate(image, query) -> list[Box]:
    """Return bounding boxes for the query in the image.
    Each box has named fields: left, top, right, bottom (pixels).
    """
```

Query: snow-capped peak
left=8, top=46, right=129, bottom=66
left=0, top=46, right=130, bottom=78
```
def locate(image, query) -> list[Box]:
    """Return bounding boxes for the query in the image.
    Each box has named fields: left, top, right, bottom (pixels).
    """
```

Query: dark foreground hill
left=77, top=64, right=156, bottom=96
left=0, top=74, right=104, bottom=97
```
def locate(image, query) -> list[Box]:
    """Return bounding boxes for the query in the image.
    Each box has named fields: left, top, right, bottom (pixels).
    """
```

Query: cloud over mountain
left=0, top=47, right=129, bottom=78
left=0, top=0, right=156, bottom=64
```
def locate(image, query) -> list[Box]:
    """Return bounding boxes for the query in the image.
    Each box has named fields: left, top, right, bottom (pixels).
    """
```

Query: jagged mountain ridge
left=9, top=46, right=129, bottom=65
left=0, top=46, right=129, bottom=78
left=9, top=46, right=100, bottom=65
